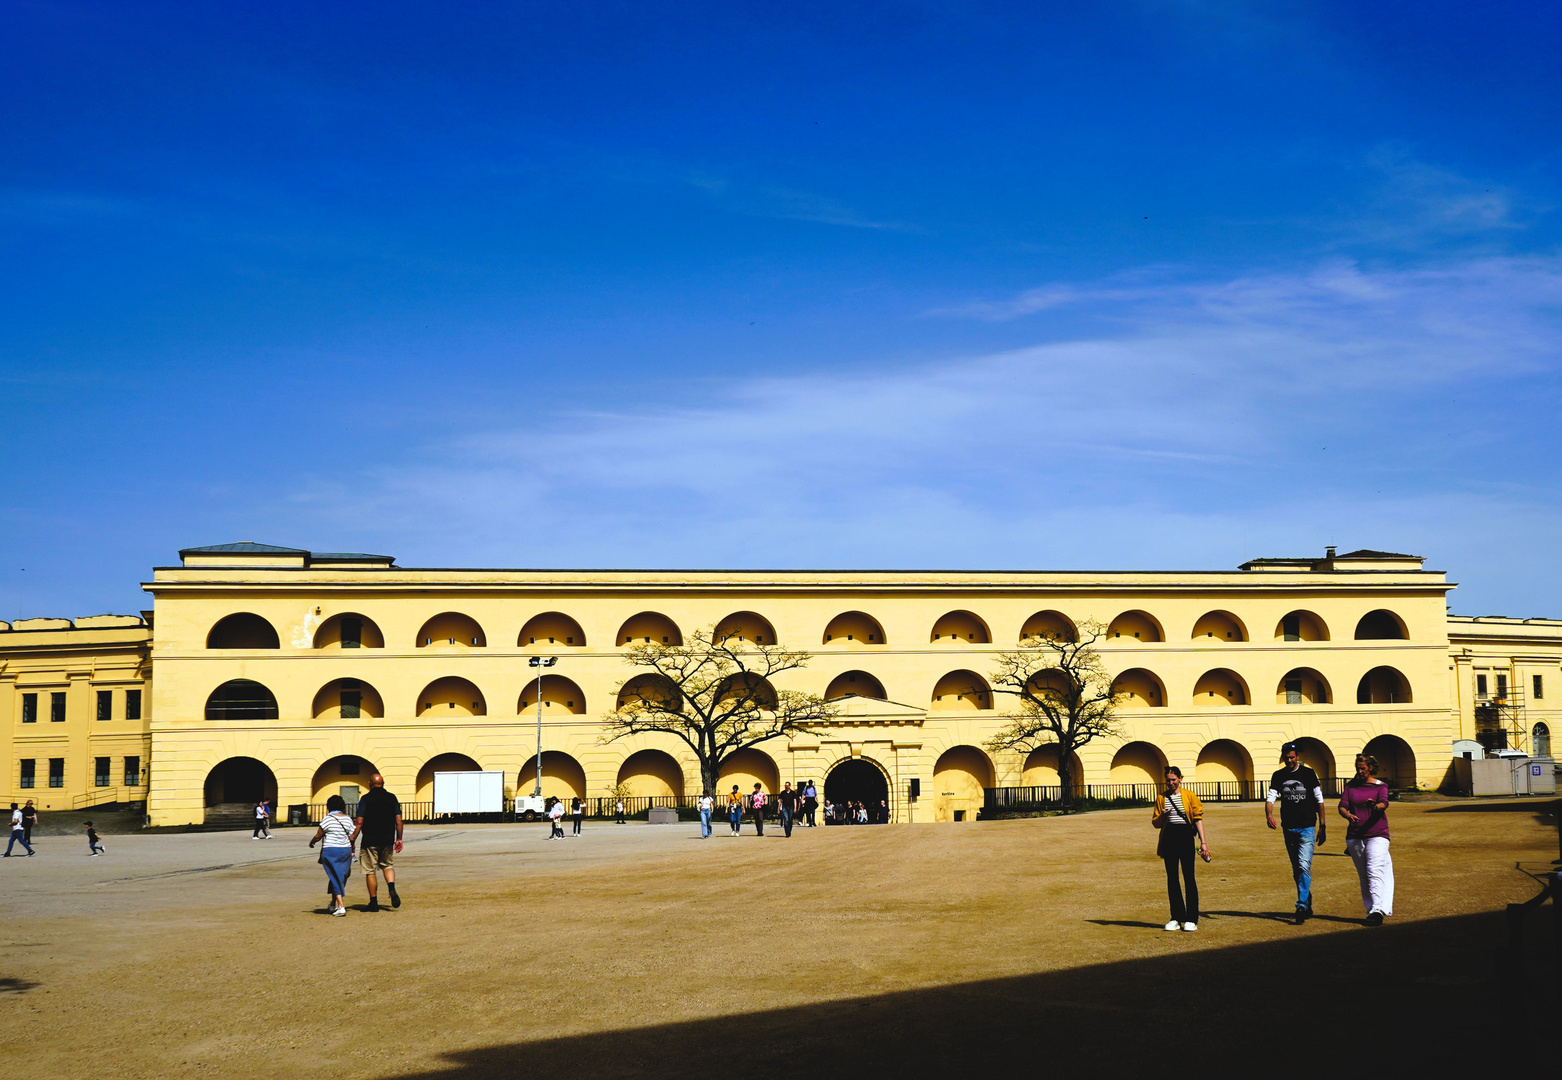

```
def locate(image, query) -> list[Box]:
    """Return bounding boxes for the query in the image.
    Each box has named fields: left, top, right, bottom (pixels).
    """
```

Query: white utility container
left=433, top=770, right=505, bottom=814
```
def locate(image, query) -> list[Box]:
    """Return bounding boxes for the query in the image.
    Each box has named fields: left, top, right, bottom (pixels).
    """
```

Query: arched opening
left=203, top=757, right=277, bottom=818
left=415, top=612, right=486, bottom=648
left=1110, top=741, right=1167, bottom=786
left=822, top=610, right=887, bottom=646
left=1290, top=737, right=1336, bottom=779
left=1276, top=610, right=1329, bottom=642
left=1107, top=610, right=1163, bottom=642
left=310, top=678, right=384, bottom=719
left=1355, top=610, right=1408, bottom=640
left=1020, top=610, right=1077, bottom=642
left=1534, top=722, right=1552, bottom=758
left=824, top=758, right=890, bottom=823
left=933, top=745, right=994, bottom=822
left=616, top=673, right=683, bottom=712
left=1195, top=739, right=1254, bottom=784
left=518, top=674, right=586, bottom=715
left=930, top=670, right=992, bottom=710
left=1193, top=668, right=1249, bottom=706
left=416, top=676, right=486, bottom=717
left=205, top=680, right=279, bottom=721
left=1021, top=745, right=1084, bottom=794
left=718, top=748, right=780, bottom=795
left=824, top=670, right=887, bottom=701
left=1276, top=668, right=1332, bottom=705
left=716, top=672, right=778, bottom=709
left=415, top=753, right=482, bottom=802
left=1112, top=668, right=1166, bottom=707
left=616, top=749, right=685, bottom=797
left=616, top=612, right=682, bottom=647
left=310, top=755, right=380, bottom=805
left=1361, top=735, right=1417, bottom=789
left=1191, top=610, right=1247, bottom=642
left=517, top=751, right=588, bottom=803
left=1356, top=666, right=1412, bottom=704
left=519, top=612, right=586, bottom=648
left=930, top=610, right=990, bottom=644
left=714, top=611, right=776, bottom=646
left=206, top=613, right=280, bottom=649
left=312, top=613, right=384, bottom=649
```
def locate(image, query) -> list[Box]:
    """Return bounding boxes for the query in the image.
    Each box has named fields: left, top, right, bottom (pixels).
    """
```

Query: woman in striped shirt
left=309, top=794, right=359, bottom=917
left=1151, top=766, right=1209, bottom=932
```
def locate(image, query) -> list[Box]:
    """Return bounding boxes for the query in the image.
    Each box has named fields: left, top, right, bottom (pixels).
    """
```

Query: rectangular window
left=1285, top=678, right=1303, bottom=705
left=48, top=758, right=64, bottom=788
left=1533, top=674, right=1543, bottom=700
left=97, top=689, right=113, bottom=721
left=1477, top=674, right=1488, bottom=698
left=19, top=759, right=35, bottom=789
left=1282, top=614, right=1300, bottom=641
left=1496, top=673, right=1508, bottom=699
left=125, top=689, right=142, bottom=720
left=95, top=757, right=111, bottom=787
left=50, top=691, right=65, bottom=723
left=124, top=756, right=141, bottom=786
left=341, top=616, right=362, bottom=649
left=21, top=693, right=37, bottom=723
left=339, top=691, right=361, bottom=719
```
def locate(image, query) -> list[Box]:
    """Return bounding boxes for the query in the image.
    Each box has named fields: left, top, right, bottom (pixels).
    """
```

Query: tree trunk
left=700, top=758, right=720, bottom=798
left=1057, top=746, right=1076, bottom=810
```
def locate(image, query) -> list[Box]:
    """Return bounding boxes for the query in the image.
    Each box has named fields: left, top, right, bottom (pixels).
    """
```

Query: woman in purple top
left=1337, top=753, right=1394, bottom=925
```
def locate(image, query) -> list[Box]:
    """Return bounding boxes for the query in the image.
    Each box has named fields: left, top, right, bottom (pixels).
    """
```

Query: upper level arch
left=930, top=670, right=992, bottom=711
left=825, top=670, right=887, bottom=701
left=617, top=612, right=682, bottom=647
left=519, top=674, right=586, bottom=715
left=1193, top=668, right=1249, bottom=706
left=1019, top=610, right=1076, bottom=642
left=1276, top=668, right=1331, bottom=705
left=1112, top=668, right=1166, bottom=707
left=415, top=612, right=486, bottom=648
left=313, top=613, right=384, bottom=649
left=417, top=676, right=486, bottom=716
left=205, top=679, right=279, bottom=721
left=823, top=611, right=886, bottom=646
left=1191, top=610, right=1247, bottom=642
left=1354, top=610, right=1408, bottom=640
left=930, top=610, right=990, bottom=644
left=616, top=673, right=683, bottom=712
left=519, top=612, right=586, bottom=648
left=1357, top=666, right=1412, bottom=704
left=714, top=611, right=776, bottom=647
left=311, top=677, right=384, bottom=719
left=1275, top=610, right=1329, bottom=642
left=716, top=671, right=779, bottom=709
left=207, top=613, right=280, bottom=649
left=1107, top=610, right=1163, bottom=643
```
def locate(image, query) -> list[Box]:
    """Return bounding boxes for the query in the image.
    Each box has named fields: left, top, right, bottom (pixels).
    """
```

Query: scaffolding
left=1474, top=676, right=1527, bottom=752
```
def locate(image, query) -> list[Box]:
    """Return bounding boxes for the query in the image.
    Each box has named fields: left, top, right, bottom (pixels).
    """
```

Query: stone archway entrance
left=824, top=758, right=890, bottom=824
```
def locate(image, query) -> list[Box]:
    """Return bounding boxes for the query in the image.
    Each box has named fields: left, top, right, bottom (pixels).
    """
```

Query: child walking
left=84, top=821, right=106, bottom=856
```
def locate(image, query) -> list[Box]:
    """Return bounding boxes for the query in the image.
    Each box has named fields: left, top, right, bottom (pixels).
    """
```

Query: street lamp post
left=527, top=656, right=557, bottom=797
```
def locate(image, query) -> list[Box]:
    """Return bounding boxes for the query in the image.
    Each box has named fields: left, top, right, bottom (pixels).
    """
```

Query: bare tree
left=983, top=619, right=1123, bottom=806
left=602, top=625, right=836, bottom=797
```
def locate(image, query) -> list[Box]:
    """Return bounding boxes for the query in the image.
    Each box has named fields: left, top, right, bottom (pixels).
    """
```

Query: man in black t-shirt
left=777, top=782, right=798, bottom=838
left=354, top=774, right=404, bottom=911
left=1265, top=743, right=1326, bottom=923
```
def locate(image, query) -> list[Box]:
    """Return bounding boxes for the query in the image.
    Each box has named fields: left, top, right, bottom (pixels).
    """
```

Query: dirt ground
left=0, top=799, right=1556, bottom=1078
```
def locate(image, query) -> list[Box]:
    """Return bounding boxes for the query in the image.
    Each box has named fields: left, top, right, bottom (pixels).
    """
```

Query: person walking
left=20, top=800, right=38, bottom=848
left=547, top=797, right=566, bottom=839
left=727, top=785, right=743, bottom=836
left=84, top=820, right=106, bottom=856
left=252, top=799, right=270, bottom=840
left=1151, top=766, right=1208, bottom=931
left=777, top=782, right=797, bottom=837
left=698, top=791, right=714, bottom=838
left=1266, top=742, right=1327, bottom=924
left=1339, top=753, right=1394, bottom=926
left=571, top=797, right=584, bottom=836
left=802, top=781, right=818, bottom=827
left=615, top=798, right=626, bottom=825
left=309, top=794, right=357, bottom=917
left=4, top=803, right=34, bottom=857
left=354, top=773, right=403, bottom=911
left=750, top=783, right=768, bottom=836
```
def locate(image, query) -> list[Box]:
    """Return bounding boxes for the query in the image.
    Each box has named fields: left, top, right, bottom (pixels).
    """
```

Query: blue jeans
left=699, top=809, right=711, bottom=837
left=5, top=828, right=33, bottom=856
left=1283, top=826, right=1315, bottom=910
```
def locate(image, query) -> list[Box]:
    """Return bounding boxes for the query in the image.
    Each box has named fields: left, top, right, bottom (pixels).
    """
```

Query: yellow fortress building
left=3, top=542, right=1557, bottom=826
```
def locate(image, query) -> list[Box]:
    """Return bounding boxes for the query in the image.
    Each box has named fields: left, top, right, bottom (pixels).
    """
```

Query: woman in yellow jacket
left=1151, top=766, right=1210, bottom=931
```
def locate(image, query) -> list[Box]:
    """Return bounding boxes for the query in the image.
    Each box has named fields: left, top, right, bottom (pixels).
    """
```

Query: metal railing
left=985, top=776, right=1352, bottom=812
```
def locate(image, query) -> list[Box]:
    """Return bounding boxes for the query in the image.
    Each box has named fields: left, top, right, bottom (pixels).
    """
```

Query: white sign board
left=433, top=770, right=504, bottom=814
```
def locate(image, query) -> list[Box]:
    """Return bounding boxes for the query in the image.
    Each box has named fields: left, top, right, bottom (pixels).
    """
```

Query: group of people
left=823, top=799, right=888, bottom=826
left=306, top=772, right=405, bottom=916
left=696, top=779, right=822, bottom=837
left=5, top=800, right=106, bottom=857
left=544, top=796, right=585, bottom=838
left=1152, top=743, right=1396, bottom=931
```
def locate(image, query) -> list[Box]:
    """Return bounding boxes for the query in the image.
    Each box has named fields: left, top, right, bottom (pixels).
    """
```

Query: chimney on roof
left=1325, top=546, right=1336, bottom=559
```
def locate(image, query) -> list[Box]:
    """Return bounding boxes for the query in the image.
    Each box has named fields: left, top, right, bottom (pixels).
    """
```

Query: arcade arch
left=206, top=613, right=279, bottom=649
left=205, top=680, right=279, bottom=721
left=617, top=612, right=682, bottom=647
left=1191, top=610, right=1247, bottom=642
left=520, top=612, right=586, bottom=647
left=1021, top=745, right=1084, bottom=794
left=1020, top=610, right=1076, bottom=642
left=930, top=610, right=990, bottom=644
left=825, top=757, right=890, bottom=821
left=714, top=611, right=776, bottom=646
left=1355, top=610, right=1408, bottom=640
left=313, top=613, right=384, bottom=649
left=718, top=748, right=780, bottom=795
left=1112, top=668, right=1166, bottom=707
left=1290, top=737, right=1336, bottom=779
left=517, top=751, right=588, bottom=803
left=415, top=612, right=485, bottom=648
left=311, top=677, right=384, bottom=719
left=203, top=757, right=276, bottom=817
left=823, top=611, right=886, bottom=645
left=933, top=745, right=993, bottom=822
left=1109, top=741, right=1166, bottom=786
left=417, top=676, right=486, bottom=716
left=1356, top=667, right=1412, bottom=704
left=1195, top=739, right=1253, bottom=784
left=1107, top=610, right=1163, bottom=642
left=1361, top=735, right=1416, bottom=788
left=616, top=749, right=685, bottom=798
left=415, top=753, right=482, bottom=802
left=825, top=670, right=887, bottom=700
left=310, top=755, right=380, bottom=803
left=1193, top=668, right=1249, bottom=706
left=1276, top=610, right=1329, bottom=641
left=616, top=673, right=683, bottom=712
left=1276, top=668, right=1331, bottom=705
left=716, top=672, right=779, bottom=709
left=518, top=674, right=586, bottom=715
left=930, top=670, right=992, bottom=710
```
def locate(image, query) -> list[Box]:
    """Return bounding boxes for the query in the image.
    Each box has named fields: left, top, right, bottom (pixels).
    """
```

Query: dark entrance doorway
left=824, top=759, right=890, bottom=824
left=204, top=757, right=278, bottom=815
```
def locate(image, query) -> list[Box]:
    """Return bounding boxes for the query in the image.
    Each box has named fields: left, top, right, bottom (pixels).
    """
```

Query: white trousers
left=1346, top=837, right=1394, bottom=916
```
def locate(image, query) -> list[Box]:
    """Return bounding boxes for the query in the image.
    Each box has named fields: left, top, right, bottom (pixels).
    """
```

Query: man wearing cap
left=1266, top=742, right=1327, bottom=924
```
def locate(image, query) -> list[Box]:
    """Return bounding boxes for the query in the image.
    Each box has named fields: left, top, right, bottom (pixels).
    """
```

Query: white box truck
left=432, top=770, right=505, bottom=815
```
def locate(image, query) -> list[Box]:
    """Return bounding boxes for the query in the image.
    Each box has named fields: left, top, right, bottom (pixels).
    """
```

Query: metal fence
left=300, top=796, right=713, bottom=825
left=985, top=776, right=1351, bottom=812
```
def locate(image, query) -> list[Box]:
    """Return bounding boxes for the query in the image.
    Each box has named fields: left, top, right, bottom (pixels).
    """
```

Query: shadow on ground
left=393, top=909, right=1553, bottom=1077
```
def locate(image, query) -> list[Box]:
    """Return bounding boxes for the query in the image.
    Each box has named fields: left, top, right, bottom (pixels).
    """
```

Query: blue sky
left=3, top=1, right=1561, bottom=618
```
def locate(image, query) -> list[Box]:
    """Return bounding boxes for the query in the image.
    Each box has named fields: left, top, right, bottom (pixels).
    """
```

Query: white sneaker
left=1163, top=920, right=1180, bottom=931
left=1182, top=922, right=1198, bottom=932
left=332, top=907, right=346, bottom=917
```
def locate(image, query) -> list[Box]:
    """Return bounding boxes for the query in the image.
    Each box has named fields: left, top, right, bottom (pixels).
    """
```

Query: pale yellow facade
left=10, top=543, right=1559, bottom=826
